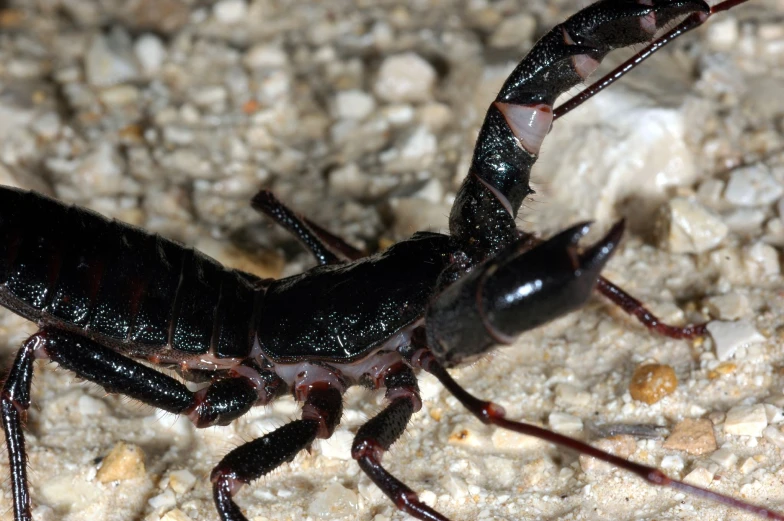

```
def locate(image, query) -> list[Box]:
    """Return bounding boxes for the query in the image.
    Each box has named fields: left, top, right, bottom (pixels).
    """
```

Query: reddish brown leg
left=251, top=190, right=365, bottom=265
left=352, top=364, right=451, bottom=521
left=597, top=276, right=706, bottom=339
left=414, top=350, right=784, bottom=521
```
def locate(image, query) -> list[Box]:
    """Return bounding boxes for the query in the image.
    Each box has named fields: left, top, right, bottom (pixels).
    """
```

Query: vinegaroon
left=0, top=0, right=779, bottom=520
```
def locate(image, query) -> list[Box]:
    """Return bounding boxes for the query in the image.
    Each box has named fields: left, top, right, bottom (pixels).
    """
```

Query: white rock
left=160, top=509, right=194, bottom=521
left=660, top=455, right=684, bottom=472
left=74, top=142, right=136, bottom=196
left=706, top=320, right=765, bottom=361
left=707, top=17, right=739, bottom=50
left=85, top=29, right=139, bottom=87
left=411, top=178, right=444, bottom=204
left=682, top=467, right=714, bottom=487
left=213, top=0, right=247, bottom=24
left=555, top=383, right=592, bottom=407
left=78, top=395, right=108, bottom=416
left=99, top=85, right=140, bottom=106
left=383, top=104, right=415, bottom=126
left=764, top=404, right=784, bottom=424
left=740, top=457, right=759, bottom=474
left=724, top=404, right=768, bottom=437
left=148, top=489, right=177, bottom=510
left=548, top=412, right=583, bottom=433
left=420, top=490, right=438, bottom=508
left=307, top=482, right=358, bottom=517
left=709, top=448, right=738, bottom=468
left=657, top=197, right=728, bottom=253
left=744, top=241, right=780, bottom=277
left=489, top=13, right=536, bottom=48
left=383, top=126, right=437, bottom=173
left=244, top=45, right=287, bottom=69
left=334, top=90, right=376, bottom=120
left=190, top=85, right=228, bottom=111
left=30, top=112, right=61, bottom=140
left=329, top=163, right=368, bottom=197
left=317, top=429, right=354, bottom=460
left=722, top=208, right=766, bottom=233
left=534, top=86, right=697, bottom=228
left=491, top=426, right=548, bottom=452
left=168, top=469, right=197, bottom=494
left=724, top=164, right=783, bottom=207
left=134, top=34, right=166, bottom=74
left=418, top=102, right=452, bottom=131
left=763, top=426, right=784, bottom=448
left=374, top=53, right=436, bottom=103
left=705, top=293, right=750, bottom=320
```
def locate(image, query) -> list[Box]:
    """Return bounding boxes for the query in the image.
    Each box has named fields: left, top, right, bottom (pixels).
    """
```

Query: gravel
left=1, top=1, right=784, bottom=521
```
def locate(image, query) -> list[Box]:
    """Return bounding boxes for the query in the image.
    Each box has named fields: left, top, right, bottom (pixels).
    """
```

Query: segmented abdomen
left=0, top=187, right=261, bottom=359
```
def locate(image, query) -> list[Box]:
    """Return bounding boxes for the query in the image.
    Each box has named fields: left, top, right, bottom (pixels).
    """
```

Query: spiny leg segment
left=1, top=328, right=283, bottom=521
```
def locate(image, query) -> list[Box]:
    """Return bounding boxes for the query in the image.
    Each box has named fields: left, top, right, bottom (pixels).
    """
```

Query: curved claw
left=579, top=219, right=625, bottom=272
left=426, top=221, right=624, bottom=367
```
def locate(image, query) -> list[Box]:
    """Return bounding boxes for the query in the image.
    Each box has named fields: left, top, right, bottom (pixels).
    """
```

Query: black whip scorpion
left=1, top=0, right=779, bottom=520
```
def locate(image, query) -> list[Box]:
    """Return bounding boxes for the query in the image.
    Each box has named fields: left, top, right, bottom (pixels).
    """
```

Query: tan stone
left=663, top=418, right=717, bottom=455
left=96, top=441, right=146, bottom=483
left=629, top=364, right=678, bottom=404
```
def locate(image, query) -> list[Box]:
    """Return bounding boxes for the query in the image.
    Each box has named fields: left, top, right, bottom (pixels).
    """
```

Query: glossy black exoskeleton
left=2, top=1, right=777, bottom=520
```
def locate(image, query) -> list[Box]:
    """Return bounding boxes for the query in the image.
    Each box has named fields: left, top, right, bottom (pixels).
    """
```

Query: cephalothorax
left=1, top=0, right=778, bottom=520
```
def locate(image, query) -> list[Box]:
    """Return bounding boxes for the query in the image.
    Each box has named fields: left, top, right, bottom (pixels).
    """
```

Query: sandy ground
left=2, top=1, right=784, bottom=520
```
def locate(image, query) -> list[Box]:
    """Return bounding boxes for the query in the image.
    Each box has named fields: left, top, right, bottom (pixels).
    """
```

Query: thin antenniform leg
left=251, top=190, right=342, bottom=265
left=597, top=276, right=706, bottom=339
left=211, top=384, right=343, bottom=521
left=553, top=0, right=752, bottom=120
left=352, top=364, right=450, bottom=521
left=413, top=350, right=784, bottom=521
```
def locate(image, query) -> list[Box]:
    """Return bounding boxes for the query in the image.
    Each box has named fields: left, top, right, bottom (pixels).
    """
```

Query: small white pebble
left=744, top=242, right=780, bottom=277
left=317, top=429, right=354, bottom=461
left=307, top=482, right=358, bottom=516
left=739, top=457, right=759, bottom=474
left=548, top=412, right=583, bottom=433
left=682, top=467, right=714, bottom=487
left=763, top=426, right=784, bottom=448
left=334, top=90, right=376, bottom=120
left=706, top=320, right=765, bottom=361
left=724, top=404, right=768, bottom=437
left=148, top=489, right=177, bottom=511
left=134, top=34, right=166, bottom=74
left=709, top=448, right=738, bottom=468
left=706, top=17, right=739, bottom=50
left=705, top=293, right=750, bottom=320
left=168, top=470, right=197, bottom=495
left=489, top=13, right=536, bottom=48
left=213, top=0, right=247, bottom=24
left=160, top=509, right=194, bottom=521
left=491, top=426, right=547, bottom=452
left=660, top=455, right=684, bottom=472
left=765, top=404, right=784, bottom=423
left=724, top=164, right=783, bottom=207
left=419, top=490, right=437, bottom=507
left=244, top=45, right=287, bottom=69
left=77, top=394, right=108, bottom=416
left=374, top=53, right=436, bottom=103
left=657, top=197, right=727, bottom=253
